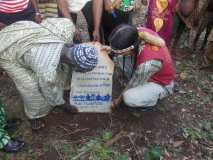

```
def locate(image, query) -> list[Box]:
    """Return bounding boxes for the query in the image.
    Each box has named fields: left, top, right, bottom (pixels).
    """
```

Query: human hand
left=111, top=95, right=122, bottom=111
left=104, top=0, right=114, bottom=13
left=93, top=29, right=101, bottom=42
left=101, top=45, right=111, bottom=54
left=89, top=41, right=111, bottom=54
left=35, top=13, right=42, bottom=23
left=134, top=0, right=143, bottom=11
left=73, top=29, right=82, bottom=43
left=0, top=22, right=6, bottom=30
left=114, top=0, right=122, bottom=9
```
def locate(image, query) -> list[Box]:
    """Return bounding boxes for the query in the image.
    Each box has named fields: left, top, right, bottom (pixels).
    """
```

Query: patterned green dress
left=0, top=99, right=10, bottom=149
left=119, top=0, right=135, bottom=12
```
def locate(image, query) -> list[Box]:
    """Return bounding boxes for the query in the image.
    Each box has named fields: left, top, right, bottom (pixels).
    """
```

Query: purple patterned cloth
left=146, top=0, right=177, bottom=45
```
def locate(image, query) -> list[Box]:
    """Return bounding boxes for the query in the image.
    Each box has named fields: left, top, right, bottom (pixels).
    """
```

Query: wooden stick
left=72, top=131, right=127, bottom=160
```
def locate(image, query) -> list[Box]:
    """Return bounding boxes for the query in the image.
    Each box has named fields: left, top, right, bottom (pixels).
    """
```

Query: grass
left=144, top=146, right=163, bottom=160
left=71, top=131, right=129, bottom=160
left=182, top=120, right=213, bottom=141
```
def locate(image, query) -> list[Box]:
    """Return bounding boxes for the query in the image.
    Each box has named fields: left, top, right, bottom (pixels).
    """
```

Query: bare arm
left=31, top=0, right=42, bottom=23
left=93, top=0, right=103, bottom=41
left=56, top=0, right=72, bottom=20
left=31, top=0, right=40, bottom=13
left=0, top=22, right=6, bottom=30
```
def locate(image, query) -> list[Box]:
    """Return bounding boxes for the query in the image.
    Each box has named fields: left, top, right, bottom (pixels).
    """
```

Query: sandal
left=29, top=119, right=45, bottom=131
left=199, top=56, right=213, bottom=69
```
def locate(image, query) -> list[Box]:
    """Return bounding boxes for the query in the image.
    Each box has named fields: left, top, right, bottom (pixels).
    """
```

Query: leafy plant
left=144, top=146, right=162, bottom=160
left=183, top=121, right=213, bottom=141
left=72, top=131, right=129, bottom=160
left=201, top=121, right=213, bottom=141
left=102, top=131, right=113, bottom=141
left=183, top=127, right=203, bottom=140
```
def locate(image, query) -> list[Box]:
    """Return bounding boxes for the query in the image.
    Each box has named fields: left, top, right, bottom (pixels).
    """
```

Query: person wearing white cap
left=0, top=18, right=98, bottom=131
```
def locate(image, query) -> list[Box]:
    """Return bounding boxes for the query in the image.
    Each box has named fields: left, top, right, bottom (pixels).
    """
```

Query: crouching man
left=0, top=18, right=98, bottom=130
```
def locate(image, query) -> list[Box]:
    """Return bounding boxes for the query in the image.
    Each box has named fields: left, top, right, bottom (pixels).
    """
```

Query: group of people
left=0, top=0, right=212, bottom=153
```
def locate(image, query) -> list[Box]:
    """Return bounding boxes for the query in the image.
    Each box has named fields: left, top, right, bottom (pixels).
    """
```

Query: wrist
left=94, top=26, right=100, bottom=32
left=35, top=12, right=41, bottom=16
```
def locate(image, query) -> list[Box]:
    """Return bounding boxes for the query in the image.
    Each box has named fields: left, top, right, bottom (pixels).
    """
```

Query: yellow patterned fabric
left=154, top=18, right=164, bottom=32
left=138, top=30, right=165, bottom=47
left=156, top=0, right=168, bottom=13
left=38, top=2, right=58, bottom=18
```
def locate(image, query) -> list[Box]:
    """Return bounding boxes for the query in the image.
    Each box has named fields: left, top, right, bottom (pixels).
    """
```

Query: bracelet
left=35, top=12, right=41, bottom=16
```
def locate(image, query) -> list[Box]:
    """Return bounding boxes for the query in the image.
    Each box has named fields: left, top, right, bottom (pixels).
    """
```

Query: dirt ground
left=0, top=6, right=213, bottom=160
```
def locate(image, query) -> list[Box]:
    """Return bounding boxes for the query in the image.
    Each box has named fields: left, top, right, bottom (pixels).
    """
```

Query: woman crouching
left=109, top=24, right=175, bottom=110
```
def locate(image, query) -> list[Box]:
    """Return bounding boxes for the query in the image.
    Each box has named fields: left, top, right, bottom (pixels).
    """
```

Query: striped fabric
left=114, top=41, right=162, bottom=89
left=126, top=60, right=162, bottom=89
left=0, top=0, right=29, bottom=13
left=114, top=56, right=162, bottom=89
left=0, top=44, right=69, bottom=119
left=0, top=18, right=75, bottom=119
left=67, top=0, right=91, bottom=13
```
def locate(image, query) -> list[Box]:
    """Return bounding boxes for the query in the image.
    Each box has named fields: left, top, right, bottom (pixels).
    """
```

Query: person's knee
left=123, top=89, right=159, bottom=107
left=123, top=90, right=135, bottom=107
left=123, top=90, right=147, bottom=107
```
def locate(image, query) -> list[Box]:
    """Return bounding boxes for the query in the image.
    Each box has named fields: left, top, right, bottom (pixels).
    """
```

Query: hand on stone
left=111, top=95, right=122, bottom=111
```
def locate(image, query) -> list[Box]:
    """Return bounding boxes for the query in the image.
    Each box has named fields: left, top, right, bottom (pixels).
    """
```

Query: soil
left=0, top=6, right=213, bottom=160
left=1, top=51, right=212, bottom=159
